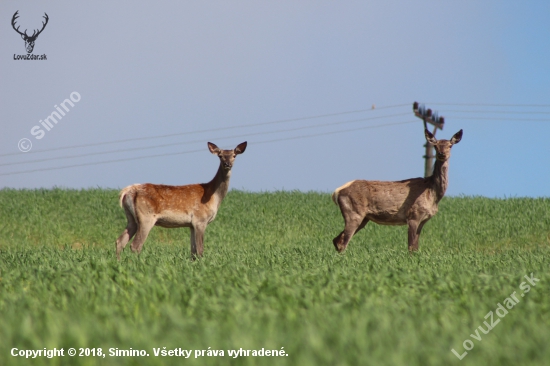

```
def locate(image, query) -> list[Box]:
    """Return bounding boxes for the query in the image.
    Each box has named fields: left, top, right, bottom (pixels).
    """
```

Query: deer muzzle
left=436, top=153, right=447, bottom=161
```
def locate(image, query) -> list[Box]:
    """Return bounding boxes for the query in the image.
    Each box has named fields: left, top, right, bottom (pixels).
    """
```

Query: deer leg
left=407, top=220, right=422, bottom=252
left=190, top=223, right=206, bottom=260
left=413, top=219, right=429, bottom=251
left=130, top=217, right=155, bottom=254
left=333, top=215, right=365, bottom=253
left=189, top=227, right=197, bottom=259
left=115, top=207, right=138, bottom=260
left=356, top=218, right=369, bottom=234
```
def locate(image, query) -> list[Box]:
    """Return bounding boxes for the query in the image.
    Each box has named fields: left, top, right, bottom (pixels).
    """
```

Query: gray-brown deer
left=115, top=141, right=247, bottom=260
left=332, top=129, right=462, bottom=252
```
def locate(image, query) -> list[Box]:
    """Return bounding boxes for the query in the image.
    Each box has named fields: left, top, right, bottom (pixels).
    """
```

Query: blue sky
left=1, top=1, right=549, bottom=197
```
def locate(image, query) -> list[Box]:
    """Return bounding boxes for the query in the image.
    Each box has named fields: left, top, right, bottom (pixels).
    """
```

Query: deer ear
left=451, top=129, right=463, bottom=144
left=235, top=141, right=247, bottom=155
left=424, top=129, right=437, bottom=145
left=207, top=142, right=220, bottom=154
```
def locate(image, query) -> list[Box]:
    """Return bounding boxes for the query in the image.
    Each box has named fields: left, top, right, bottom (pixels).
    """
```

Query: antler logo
left=11, top=10, right=49, bottom=54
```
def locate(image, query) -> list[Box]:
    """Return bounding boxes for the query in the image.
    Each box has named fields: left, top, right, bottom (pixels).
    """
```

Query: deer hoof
left=333, top=237, right=347, bottom=253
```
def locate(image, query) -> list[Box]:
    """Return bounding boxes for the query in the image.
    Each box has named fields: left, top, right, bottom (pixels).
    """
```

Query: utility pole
left=413, top=102, right=445, bottom=177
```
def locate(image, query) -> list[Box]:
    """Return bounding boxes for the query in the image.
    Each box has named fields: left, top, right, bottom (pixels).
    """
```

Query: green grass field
left=0, top=188, right=549, bottom=366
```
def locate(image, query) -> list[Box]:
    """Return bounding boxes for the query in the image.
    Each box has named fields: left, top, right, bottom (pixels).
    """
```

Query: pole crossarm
left=413, top=101, right=445, bottom=130
left=413, top=102, right=445, bottom=177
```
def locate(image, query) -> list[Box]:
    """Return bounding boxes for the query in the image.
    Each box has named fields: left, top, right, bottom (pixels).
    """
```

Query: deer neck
left=430, top=158, right=449, bottom=202
left=206, top=163, right=232, bottom=203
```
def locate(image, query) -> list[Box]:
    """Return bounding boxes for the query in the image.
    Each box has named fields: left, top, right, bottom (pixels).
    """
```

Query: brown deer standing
left=332, top=129, right=462, bottom=252
left=115, top=141, right=247, bottom=260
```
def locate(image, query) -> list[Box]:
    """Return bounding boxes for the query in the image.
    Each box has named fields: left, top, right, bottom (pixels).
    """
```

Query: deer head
left=425, top=129, right=463, bottom=161
left=12, top=11, right=49, bottom=54
left=208, top=142, right=247, bottom=170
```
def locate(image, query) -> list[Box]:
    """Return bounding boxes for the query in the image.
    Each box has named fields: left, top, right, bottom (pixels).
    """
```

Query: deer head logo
left=12, top=11, right=49, bottom=54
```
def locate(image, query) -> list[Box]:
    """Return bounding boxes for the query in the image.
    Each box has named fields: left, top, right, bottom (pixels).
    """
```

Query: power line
left=444, top=110, right=550, bottom=115
left=0, top=103, right=409, bottom=158
left=5, top=102, right=546, bottom=160
left=249, top=120, right=417, bottom=146
left=1, top=112, right=411, bottom=167
left=5, top=101, right=548, bottom=176
left=446, top=116, right=550, bottom=122
left=425, top=102, right=550, bottom=108
left=0, top=120, right=416, bottom=176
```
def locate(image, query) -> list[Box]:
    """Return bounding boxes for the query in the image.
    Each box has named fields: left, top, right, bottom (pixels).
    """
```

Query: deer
left=11, top=11, right=49, bottom=54
left=115, top=141, right=247, bottom=260
left=332, top=129, right=462, bottom=253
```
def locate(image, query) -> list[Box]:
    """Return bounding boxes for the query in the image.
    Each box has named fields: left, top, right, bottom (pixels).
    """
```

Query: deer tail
left=119, top=184, right=140, bottom=221
left=332, top=180, right=356, bottom=205
left=332, top=190, right=339, bottom=205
